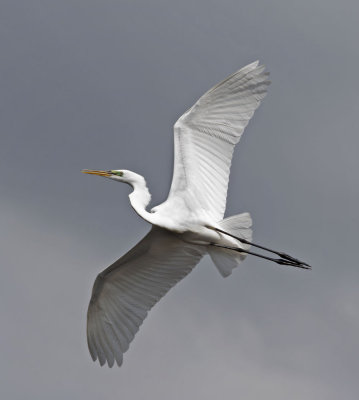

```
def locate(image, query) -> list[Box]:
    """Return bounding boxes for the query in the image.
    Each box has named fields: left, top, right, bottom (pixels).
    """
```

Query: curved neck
left=128, top=176, right=155, bottom=224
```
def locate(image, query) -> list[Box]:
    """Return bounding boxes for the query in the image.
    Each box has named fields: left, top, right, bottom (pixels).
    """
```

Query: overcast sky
left=1, top=1, right=359, bottom=399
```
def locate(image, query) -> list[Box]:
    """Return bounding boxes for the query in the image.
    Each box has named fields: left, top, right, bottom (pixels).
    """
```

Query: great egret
left=82, top=61, right=310, bottom=367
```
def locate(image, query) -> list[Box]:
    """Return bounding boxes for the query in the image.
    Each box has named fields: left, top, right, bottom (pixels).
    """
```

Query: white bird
left=82, top=61, right=310, bottom=367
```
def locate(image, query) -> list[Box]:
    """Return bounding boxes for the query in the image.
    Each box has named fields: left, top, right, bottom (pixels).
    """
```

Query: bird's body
left=83, top=61, right=310, bottom=367
left=124, top=170, right=232, bottom=244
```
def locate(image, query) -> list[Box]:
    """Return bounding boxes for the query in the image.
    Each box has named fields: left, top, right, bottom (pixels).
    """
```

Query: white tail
left=208, top=213, right=252, bottom=277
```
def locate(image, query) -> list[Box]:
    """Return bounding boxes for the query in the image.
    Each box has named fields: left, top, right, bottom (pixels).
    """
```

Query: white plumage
left=167, top=61, right=269, bottom=222
left=83, top=61, right=308, bottom=367
left=87, top=227, right=205, bottom=367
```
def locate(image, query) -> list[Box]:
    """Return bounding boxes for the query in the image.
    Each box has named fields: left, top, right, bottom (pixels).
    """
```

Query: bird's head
left=82, top=169, right=142, bottom=185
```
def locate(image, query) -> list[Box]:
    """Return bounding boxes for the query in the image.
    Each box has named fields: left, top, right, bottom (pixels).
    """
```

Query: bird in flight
left=82, top=61, right=311, bottom=367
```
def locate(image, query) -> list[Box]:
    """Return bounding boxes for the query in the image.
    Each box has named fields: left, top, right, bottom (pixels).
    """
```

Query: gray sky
left=1, top=0, right=359, bottom=399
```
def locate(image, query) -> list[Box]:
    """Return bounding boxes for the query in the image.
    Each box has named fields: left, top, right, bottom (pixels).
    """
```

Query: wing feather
left=87, top=227, right=204, bottom=366
left=167, top=61, right=270, bottom=221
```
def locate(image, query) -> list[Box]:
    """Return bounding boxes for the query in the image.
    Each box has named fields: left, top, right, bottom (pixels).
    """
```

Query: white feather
left=165, top=61, right=270, bottom=222
left=87, top=227, right=204, bottom=366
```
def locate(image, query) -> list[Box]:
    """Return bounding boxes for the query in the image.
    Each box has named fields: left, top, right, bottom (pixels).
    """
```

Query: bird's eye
left=111, top=170, right=123, bottom=177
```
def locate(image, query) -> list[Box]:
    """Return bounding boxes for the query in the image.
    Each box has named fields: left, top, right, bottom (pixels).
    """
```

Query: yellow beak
left=81, top=169, right=112, bottom=177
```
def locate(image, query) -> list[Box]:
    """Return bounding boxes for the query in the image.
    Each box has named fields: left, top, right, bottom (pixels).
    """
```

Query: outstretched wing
left=87, top=227, right=204, bottom=367
left=167, top=61, right=270, bottom=222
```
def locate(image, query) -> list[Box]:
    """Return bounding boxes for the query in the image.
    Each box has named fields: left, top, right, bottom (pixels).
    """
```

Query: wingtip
left=116, top=357, right=124, bottom=367
left=247, top=60, right=270, bottom=77
left=96, top=355, right=123, bottom=368
left=246, top=60, right=260, bottom=70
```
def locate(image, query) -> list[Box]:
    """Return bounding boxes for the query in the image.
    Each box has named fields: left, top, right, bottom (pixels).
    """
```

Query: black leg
left=210, top=228, right=312, bottom=270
